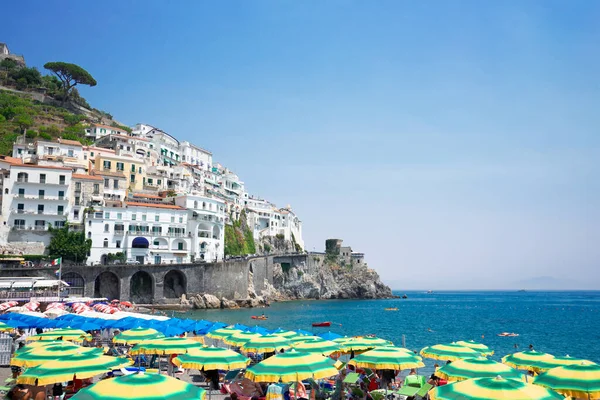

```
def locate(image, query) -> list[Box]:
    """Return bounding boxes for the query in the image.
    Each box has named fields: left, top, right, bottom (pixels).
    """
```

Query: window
left=39, top=174, right=46, bottom=184
left=93, top=184, right=100, bottom=194
left=116, top=240, right=121, bottom=248
left=17, top=172, right=28, bottom=182
left=202, top=202, right=206, bottom=209
left=58, top=190, right=64, bottom=200
left=68, top=149, right=74, bottom=157
left=116, top=212, right=122, bottom=220
left=194, top=201, right=198, bottom=208
left=153, top=240, right=159, bottom=246
left=152, top=226, right=161, bottom=234
left=157, top=179, right=161, bottom=185
left=171, top=216, right=175, bottom=223
left=148, top=178, right=153, bottom=185
left=178, top=242, right=184, bottom=250
left=142, top=214, right=147, bottom=221
left=103, top=160, right=111, bottom=169
left=87, top=231, right=91, bottom=238
left=75, top=196, right=80, bottom=206
left=59, top=175, right=66, bottom=185
left=155, top=215, right=159, bottom=222
left=113, top=179, right=119, bottom=189
left=14, top=219, right=25, bottom=228
left=130, top=175, right=135, bottom=183
left=104, top=223, right=109, bottom=232
left=131, top=164, right=136, bottom=173
left=90, top=152, right=94, bottom=157
left=17, top=188, right=24, bottom=198
left=103, top=212, right=109, bottom=219
left=132, top=214, right=137, bottom=221
left=54, top=221, right=65, bottom=228
left=138, top=167, right=142, bottom=174
left=103, top=238, right=108, bottom=248
left=37, top=204, right=44, bottom=214
left=104, top=179, right=109, bottom=188
left=74, top=209, right=79, bottom=219
left=179, top=216, right=183, bottom=223
left=57, top=205, right=64, bottom=215
left=75, top=182, right=81, bottom=191
left=116, top=162, right=124, bottom=171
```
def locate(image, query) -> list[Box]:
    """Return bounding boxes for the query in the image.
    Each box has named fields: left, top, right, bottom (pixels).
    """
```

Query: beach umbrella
left=455, top=340, right=494, bottom=356
left=420, top=343, right=482, bottom=361
left=11, top=343, right=103, bottom=368
left=244, top=349, right=339, bottom=382
left=130, top=337, right=204, bottom=355
left=0, top=301, right=18, bottom=311
left=291, top=339, right=342, bottom=356
left=435, top=357, right=524, bottom=382
left=288, top=335, right=322, bottom=343
left=338, top=336, right=393, bottom=352
left=532, top=356, right=594, bottom=373
left=272, top=329, right=298, bottom=338
left=205, top=327, right=242, bottom=340
left=0, top=322, right=12, bottom=331
left=173, top=346, right=251, bottom=370
left=296, top=329, right=314, bottom=336
left=113, top=328, right=164, bottom=344
left=318, top=331, right=342, bottom=341
left=429, top=375, right=564, bottom=400
left=348, top=346, right=423, bottom=370
left=246, top=325, right=271, bottom=335
left=26, top=328, right=92, bottom=342
left=223, top=331, right=262, bottom=347
left=502, top=350, right=555, bottom=372
left=18, top=353, right=132, bottom=385
left=69, top=372, right=206, bottom=400
left=533, top=363, right=600, bottom=399
left=240, top=334, right=291, bottom=354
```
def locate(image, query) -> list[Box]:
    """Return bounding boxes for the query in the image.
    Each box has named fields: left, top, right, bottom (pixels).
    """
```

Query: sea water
left=182, top=291, right=600, bottom=369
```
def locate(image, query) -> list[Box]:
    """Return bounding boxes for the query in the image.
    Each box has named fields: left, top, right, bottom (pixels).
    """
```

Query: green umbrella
left=113, top=328, right=164, bottom=345
left=272, top=330, right=298, bottom=338
left=245, top=349, right=339, bottom=382
left=534, top=363, right=600, bottom=399
left=532, top=356, right=594, bottom=373
left=420, top=343, right=482, bottom=361
left=11, top=343, right=103, bottom=368
left=338, top=337, right=393, bottom=352
left=455, top=340, right=494, bottom=356
left=435, top=357, right=524, bottom=382
left=173, top=346, right=251, bottom=370
left=130, top=337, right=204, bottom=355
left=223, top=331, right=262, bottom=347
left=501, top=350, right=555, bottom=372
left=0, top=322, right=13, bottom=332
left=348, top=346, right=424, bottom=370
left=18, top=353, right=132, bottom=385
left=205, top=327, right=242, bottom=340
left=240, top=335, right=291, bottom=354
left=70, top=372, right=206, bottom=400
left=291, top=339, right=342, bottom=356
left=429, top=375, right=565, bottom=400
left=27, top=328, right=92, bottom=342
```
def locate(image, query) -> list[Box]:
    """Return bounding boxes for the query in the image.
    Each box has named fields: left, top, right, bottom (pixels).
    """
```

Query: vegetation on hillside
left=43, top=62, right=97, bottom=102
left=224, top=210, right=256, bottom=256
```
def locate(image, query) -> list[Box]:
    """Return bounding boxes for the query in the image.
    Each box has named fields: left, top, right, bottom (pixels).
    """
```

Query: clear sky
left=3, top=1, right=599, bottom=289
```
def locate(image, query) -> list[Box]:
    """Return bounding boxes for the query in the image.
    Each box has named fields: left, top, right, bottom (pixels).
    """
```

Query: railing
left=114, top=229, right=125, bottom=235
left=17, top=178, right=28, bottom=183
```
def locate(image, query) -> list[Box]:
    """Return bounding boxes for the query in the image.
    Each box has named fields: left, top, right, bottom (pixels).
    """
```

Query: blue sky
left=3, top=1, right=599, bottom=289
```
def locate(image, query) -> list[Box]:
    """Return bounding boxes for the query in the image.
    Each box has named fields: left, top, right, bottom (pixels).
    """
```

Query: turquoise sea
left=182, top=291, right=600, bottom=371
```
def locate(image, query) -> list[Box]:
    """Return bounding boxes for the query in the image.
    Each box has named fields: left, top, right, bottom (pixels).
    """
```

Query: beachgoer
left=52, top=383, right=63, bottom=400
left=427, top=374, right=438, bottom=387
left=529, top=344, right=534, bottom=351
left=408, top=368, right=417, bottom=375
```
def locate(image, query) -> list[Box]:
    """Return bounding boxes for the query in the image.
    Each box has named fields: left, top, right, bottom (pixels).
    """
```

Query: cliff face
left=265, top=256, right=393, bottom=300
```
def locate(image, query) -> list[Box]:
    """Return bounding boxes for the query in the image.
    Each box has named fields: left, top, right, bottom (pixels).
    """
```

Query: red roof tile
left=125, top=201, right=184, bottom=210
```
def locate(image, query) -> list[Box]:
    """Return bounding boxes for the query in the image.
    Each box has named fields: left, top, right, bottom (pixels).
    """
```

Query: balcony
left=33, top=226, right=48, bottom=231
left=114, top=229, right=125, bottom=236
left=11, top=226, right=27, bottom=231
left=16, top=178, right=28, bottom=183
left=150, top=245, right=169, bottom=250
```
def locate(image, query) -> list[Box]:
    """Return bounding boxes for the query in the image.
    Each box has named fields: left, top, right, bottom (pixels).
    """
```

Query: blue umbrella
left=6, top=320, right=31, bottom=329
left=77, top=322, right=102, bottom=332
left=296, top=329, right=314, bottom=336
left=233, top=323, right=250, bottom=331
left=318, top=331, right=342, bottom=341
left=247, top=326, right=271, bottom=335
left=156, top=324, right=187, bottom=337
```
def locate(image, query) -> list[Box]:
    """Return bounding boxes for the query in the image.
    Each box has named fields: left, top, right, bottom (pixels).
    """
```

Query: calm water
left=181, top=291, right=600, bottom=369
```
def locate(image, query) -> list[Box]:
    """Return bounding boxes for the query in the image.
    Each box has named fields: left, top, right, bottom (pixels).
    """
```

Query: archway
left=130, top=271, right=153, bottom=304
left=94, top=271, right=120, bottom=300
left=132, top=237, right=150, bottom=248
left=212, top=225, right=221, bottom=240
left=62, top=272, right=85, bottom=297
left=100, top=254, right=109, bottom=265
left=163, top=270, right=186, bottom=299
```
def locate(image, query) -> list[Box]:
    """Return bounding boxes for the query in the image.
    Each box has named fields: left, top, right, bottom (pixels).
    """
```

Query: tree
left=11, top=67, right=42, bottom=89
left=13, top=113, right=33, bottom=133
left=43, top=62, right=96, bottom=101
left=47, top=225, right=92, bottom=263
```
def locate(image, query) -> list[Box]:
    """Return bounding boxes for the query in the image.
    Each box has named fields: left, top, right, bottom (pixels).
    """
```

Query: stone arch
left=198, top=222, right=211, bottom=239
left=172, top=239, right=186, bottom=251
left=212, top=225, right=221, bottom=240
left=152, top=238, right=168, bottom=248
left=94, top=271, right=120, bottom=300
left=100, top=254, right=109, bottom=265
left=163, top=270, right=186, bottom=299
left=62, top=272, right=85, bottom=297
left=130, top=271, right=154, bottom=304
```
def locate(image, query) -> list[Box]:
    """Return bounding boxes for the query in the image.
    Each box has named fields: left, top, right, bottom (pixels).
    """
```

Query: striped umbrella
left=173, top=346, right=250, bottom=370
left=338, top=337, right=393, bottom=352
left=205, top=327, right=242, bottom=340
left=0, top=301, right=18, bottom=311
left=18, top=353, right=132, bottom=385
left=272, top=330, right=299, bottom=338
left=429, top=375, right=565, bottom=400
left=26, top=328, right=92, bottom=342
left=23, top=301, right=40, bottom=311
left=534, top=363, right=600, bottom=399
left=0, top=322, right=12, bottom=331
left=348, top=346, right=423, bottom=370
left=11, top=343, right=103, bottom=368
left=240, top=335, right=291, bottom=354
left=502, top=350, right=555, bottom=372
left=70, top=372, right=206, bottom=400
left=244, top=349, right=339, bottom=382
left=532, top=356, right=594, bottom=373
left=291, top=339, right=341, bottom=356
left=130, top=337, right=205, bottom=355
left=435, top=357, right=524, bottom=382
left=455, top=340, right=494, bottom=356
left=420, top=343, right=482, bottom=361
left=113, top=328, right=165, bottom=344
left=223, top=331, right=262, bottom=347
left=288, top=335, right=322, bottom=343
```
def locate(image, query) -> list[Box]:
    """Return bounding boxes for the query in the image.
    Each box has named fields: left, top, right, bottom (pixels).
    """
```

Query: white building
left=12, top=138, right=86, bottom=171
left=87, top=201, right=191, bottom=265
left=173, top=193, right=225, bottom=262
left=85, top=124, right=129, bottom=141
left=180, top=141, right=212, bottom=171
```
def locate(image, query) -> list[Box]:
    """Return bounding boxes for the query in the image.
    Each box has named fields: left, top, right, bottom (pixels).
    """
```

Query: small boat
left=312, top=321, right=331, bottom=327
left=251, top=316, right=268, bottom=320
left=384, top=307, right=398, bottom=311
left=498, top=332, right=519, bottom=337
left=402, top=294, right=408, bottom=299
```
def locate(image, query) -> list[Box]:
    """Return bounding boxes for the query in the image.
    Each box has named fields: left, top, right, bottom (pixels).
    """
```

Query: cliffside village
left=0, top=123, right=304, bottom=265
